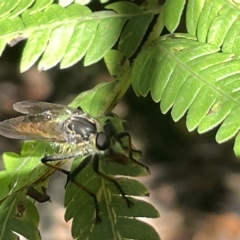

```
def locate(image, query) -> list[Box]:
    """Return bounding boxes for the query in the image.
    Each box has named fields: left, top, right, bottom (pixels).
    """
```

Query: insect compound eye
left=68, top=117, right=96, bottom=140
left=96, top=132, right=110, bottom=150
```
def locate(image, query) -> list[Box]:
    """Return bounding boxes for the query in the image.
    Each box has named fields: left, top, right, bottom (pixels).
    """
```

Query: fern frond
left=186, top=0, right=240, bottom=55
left=132, top=36, right=240, bottom=156
left=162, top=0, right=186, bottom=32
left=106, top=2, right=154, bottom=58
left=0, top=1, right=158, bottom=72
left=130, top=0, right=240, bottom=157
left=0, top=141, right=58, bottom=197
left=0, top=141, right=56, bottom=240
left=64, top=155, right=159, bottom=240
left=0, top=193, right=40, bottom=240
left=163, top=0, right=240, bottom=55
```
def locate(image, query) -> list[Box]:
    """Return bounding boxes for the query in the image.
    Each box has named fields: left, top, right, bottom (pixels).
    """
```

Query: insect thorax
left=64, top=115, right=97, bottom=144
left=52, top=135, right=98, bottom=158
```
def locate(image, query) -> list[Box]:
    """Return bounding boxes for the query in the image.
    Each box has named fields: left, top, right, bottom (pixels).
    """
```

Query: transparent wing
left=0, top=101, right=95, bottom=142
left=0, top=116, right=66, bottom=141
left=13, top=100, right=73, bottom=114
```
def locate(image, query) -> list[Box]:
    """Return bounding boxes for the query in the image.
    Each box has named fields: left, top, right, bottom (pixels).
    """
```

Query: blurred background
left=1, top=2, right=240, bottom=239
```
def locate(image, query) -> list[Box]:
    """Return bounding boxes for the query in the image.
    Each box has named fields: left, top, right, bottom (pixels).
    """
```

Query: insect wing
left=0, top=115, right=65, bottom=141
left=13, top=100, right=73, bottom=114
left=0, top=101, right=74, bottom=141
left=0, top=116, right=43, bottom=140
left=0, top=100, right=97, bottom=142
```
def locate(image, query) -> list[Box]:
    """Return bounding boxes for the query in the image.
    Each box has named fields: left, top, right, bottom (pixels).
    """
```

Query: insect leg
left=92, top=154, right=134, bottom=208
left=66, top=155, right=102, bottom=223
left=26, top=186, right=50, bottom=203
left=41, top=152, right=82, bottom=174
left=115, top=131, right=151, bottom=174
left=41, top=154, right=102, bottom=223
left=103, top=120, right=150, bottom=173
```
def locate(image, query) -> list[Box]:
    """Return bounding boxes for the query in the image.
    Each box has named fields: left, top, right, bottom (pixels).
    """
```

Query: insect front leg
left=106, top=121, right=142, bottom=156
left=115, top=131, right=151, bottom=174
left=92, top=154, right=134, bottom=208
left=103, top=119, right=150, bottom=174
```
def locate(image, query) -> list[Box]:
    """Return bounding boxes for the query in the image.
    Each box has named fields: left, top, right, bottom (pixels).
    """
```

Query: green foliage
left=132, top=37, right=240, bottom=145
left=64, top=155, right=159, bottom=240
left=1, top=0, right=240, bottom=239
left=131, top=0, right=240, bottom=157
left=0, top=141, right=55, bottom=240
left=0, top=84, right=160, bottom=240
left=0, top=0, right=155, bottom=71
left=0, top=193, right=41, bottom=240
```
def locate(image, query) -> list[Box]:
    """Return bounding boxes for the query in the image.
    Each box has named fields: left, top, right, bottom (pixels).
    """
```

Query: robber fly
left=0, top=100, right=149, bottom=223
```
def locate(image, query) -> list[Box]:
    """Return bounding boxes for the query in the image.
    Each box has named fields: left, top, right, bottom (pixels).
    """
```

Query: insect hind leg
left=41, top=154, right=102, bottom=224
left=92, top=154, right=134, bottom=208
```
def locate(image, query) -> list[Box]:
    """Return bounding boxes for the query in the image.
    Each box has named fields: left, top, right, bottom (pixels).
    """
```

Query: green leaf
left=1, top=141, right=58, bottom=197
left=0, top=1, right=161, bottom=71
left=207, top=5, right=239, bottom=47
left=89, top=218, right=160, bottom=240
left=111, top=196, right=159, bottom=218
left=106, top=1, right=142, bottom=14
left=9, top=0, right=34, bottom=19
left=64, top=144, right=158, bottom=239
left=84, top=17, right=127, bottom=66
left=0, top=193, right=40, bottom=240
left=0, top=0, right=20, bottom=18
left=0, top=2, right=160, bottom=71
left=38, top=25, right=75, bottom=70
left=0, top=171, right=10, bottom=201
left=69, top=81, right=119, bottom=116
left=118, top=13, right=154, bottom=58
left=195, top=0, right=224, bottom=42
left=132, top=36, right=240, bottom=156
left=186, top=0, right=240, bottom=58
left=20, top=3, right=92, bottom=71
left=69, top=65, right=132, bottom=116
left=60, top=21, right=98, bottom=68
left=29, top=0, right=53, bottom=14
left=222, top=19, right=240, bottom=56
left=0, top=16, right=25, bottom=38
left=20, top=29, right=51, bottom=72
left=163, top=0, right=186, bottom=32
left=104, top=49, right=130, bottom=76
left=186, top=0, right=204, bottom=36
